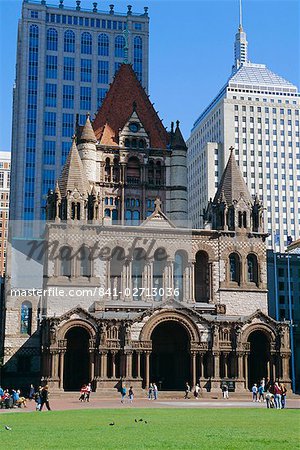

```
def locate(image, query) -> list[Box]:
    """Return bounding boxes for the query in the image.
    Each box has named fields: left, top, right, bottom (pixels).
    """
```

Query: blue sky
left=0, top=0, right=299, bottom=150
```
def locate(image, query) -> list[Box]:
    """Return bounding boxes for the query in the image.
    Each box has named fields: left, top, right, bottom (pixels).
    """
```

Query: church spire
left=233, top=0, right=248, bottom=70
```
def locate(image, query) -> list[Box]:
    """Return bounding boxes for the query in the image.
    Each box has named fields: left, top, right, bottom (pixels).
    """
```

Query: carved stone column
left=145, top=351, right=150, bottom=388
left=281, top=353, right=291, bottom=381
left=51, top=351, right=59, bottom=379
left=213, top=351, right=220, bottom=379
left=100, top=351, right=108, bottom=378
left=199, top=352, right=205, bottom=379
left=136, top=351, right=141, bottom=378
left=59, top=351, right=65, bottom=389
left=125, top=351, right=133, bottom=378
left=191, top=351, right=197, bottom=387
left=223, top=352, right=229, bottom=378
left=111, top=351, right=117, bottom=378
left=236, top=352, right=244, bottom=379
left=244, top=352, right=249, bottom=387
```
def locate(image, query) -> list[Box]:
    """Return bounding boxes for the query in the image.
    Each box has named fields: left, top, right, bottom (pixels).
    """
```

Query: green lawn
left=0, top=408, right=299, bottom=449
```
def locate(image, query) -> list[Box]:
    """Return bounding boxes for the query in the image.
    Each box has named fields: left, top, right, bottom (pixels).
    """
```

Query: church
left=3, top=64, right=291, bottom=392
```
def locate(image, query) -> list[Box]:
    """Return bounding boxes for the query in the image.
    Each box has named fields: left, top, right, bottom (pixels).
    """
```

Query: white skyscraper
left=187, top=17, right=300, bottom=252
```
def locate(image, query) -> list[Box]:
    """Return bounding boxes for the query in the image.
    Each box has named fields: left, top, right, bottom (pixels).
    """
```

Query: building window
left=45, top=83, right=57, bottom=107
left=97, top=88, right=108, bottom=108
left=78, top=246, right=91, bottom=277
left=63, top=85, right=74, bottom=109
left=64, top=30, right=75, bottom=52
left=20, top=301, right=32, bottom=335
left=229, top=253, right=240, bottom=284
left=174, top=251, right=188, bottom=301
left=133, top=36, right=142, bottom=82
left=80, top=86, right=91, bottom=110
left=63, top=57, right=75, bottom=81
left=195, top=251, right=209, bottom=302
left=132, top=248, right=146, bottom=299
left=98, top=60, right=109, bottom=84
left=81, top=58, right=92, bottom=82
left=43, top=141, right=56, bottom=165
left=62, top=113, right=74, bottom=137
left=0, top=172, right=4, bottom=188
left=59, top=246, right=71, bottom=276
left=153, top=248, right=167, bottom=301
left=81, top=32, right=92, bottom=54
left=44, top=112, right=56, bottom=136
left=46, top=55, right=57, bottom=79
left=42, top=169, right=55, bottom=196
left=98, top=33, right=109, bottom=56
left=46, top=28, right=58, bottom=51
left=115, top=35, right=125, bottom=58
left=247, top=254, right=258, bottom=285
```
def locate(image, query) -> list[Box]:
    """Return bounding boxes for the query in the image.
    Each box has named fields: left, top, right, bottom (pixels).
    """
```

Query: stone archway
left=248, top=330, right=271, bottom=389
left=64, top=327, right=90, bottom=391
left=150, top=321, right=191, bottom=390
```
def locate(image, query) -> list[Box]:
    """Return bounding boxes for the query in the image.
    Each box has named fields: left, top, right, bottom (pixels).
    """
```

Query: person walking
left=251, top=384, right=258, bottom=402
left=128, top=386, right=134, bottom=404
left=280, top=383, right=287, bottom=409
left=120, top=384, right=127, bottom=403
left=40, top=385, right=51, bottom=411
left=29, top=384, right=35, bottom=401
left=222, top=383, right=229, bottom=399
left=274, top=382, right=282, bottom=409
left=153, top=383, right=158, bottom=400
left=34, top=386, right=42, bottom=411
left=148, top=383, right=154, bottom=400
left=184, top=382, right=191, bottom=399
left=86, top=383, right=92, bottom=402
left=258, top=384, right=265, bottom=402
left=194, top=384, right=200, bottom=399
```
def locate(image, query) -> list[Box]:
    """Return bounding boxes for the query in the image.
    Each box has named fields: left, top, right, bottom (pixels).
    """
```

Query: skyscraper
left=0, top=152, right=11, bottom=276
left=10, top=0, right=149, bottom=222
left=187, top=15, right=300, bottom=252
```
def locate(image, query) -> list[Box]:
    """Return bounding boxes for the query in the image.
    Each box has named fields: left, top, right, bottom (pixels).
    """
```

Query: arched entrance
left=150, top=321, right=191, bottom=390
left=248, top=330, right=270, bottom=389
left=64, top=327, right=90, bottom=391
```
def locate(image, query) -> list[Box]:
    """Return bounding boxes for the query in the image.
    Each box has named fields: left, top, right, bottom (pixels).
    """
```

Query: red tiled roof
left=92, top=64, right=169, bottom=149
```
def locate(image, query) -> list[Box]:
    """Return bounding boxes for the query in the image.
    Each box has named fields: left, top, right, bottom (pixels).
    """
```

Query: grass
left=0, top=408, right=299, bottom=449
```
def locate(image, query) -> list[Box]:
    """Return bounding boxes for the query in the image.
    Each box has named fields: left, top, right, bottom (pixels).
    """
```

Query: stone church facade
left=2, top=64, right=291, bottom=392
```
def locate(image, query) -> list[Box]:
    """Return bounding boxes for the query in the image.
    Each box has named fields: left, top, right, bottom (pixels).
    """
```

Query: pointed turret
left=168, top=120, right=188, bottom=225
left=205, top=147, right=258, bottom=232
left=214, top=147, right=252, bottom=205
left=233, top=0, right=248, bottom=70
left=59, top=136, right=90, bottom=197
left=78, top=113, right=97, bottom=144
left=77, top=114, right=98, bottom=183
left=172, top=120, right=187, bottom=150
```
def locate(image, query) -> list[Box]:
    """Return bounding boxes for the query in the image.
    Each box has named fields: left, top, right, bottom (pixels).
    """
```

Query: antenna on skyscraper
left=239, top=0, right=243, bottom=29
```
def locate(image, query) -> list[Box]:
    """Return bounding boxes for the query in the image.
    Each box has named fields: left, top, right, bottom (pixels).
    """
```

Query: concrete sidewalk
left=1, top=395, right=299, bottom=412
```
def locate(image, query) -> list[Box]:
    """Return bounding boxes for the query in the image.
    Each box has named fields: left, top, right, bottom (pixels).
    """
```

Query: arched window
left=115, top=35, right=125, bottom=58
left=59, top=246, right=72, bottom=277
left=133, top=36, right=142, bottom=82
left=148, top=160, right=154, bottom=184
left=227, top=207, right=235, bottom=230
left=127, top=157, right=140, bottom=184
left=195, top=251, right=209, bottom=302
left=71, top=202, right=80, bottom=220
left=104, top=208, right=111, bottom=217
left=247, top=254, right=258, bottom=285
left=20, top=301, right=32, bottom=335
left=229, top=253, right=240, bottom=284
left=112, top=209, right=118, bottom=223
left=156, top=161, right=162, bottom=185
left=132, top=210, right=140, bottom=223
left=124, top=138, right=130, bottom=148
left=139, top=139, right=145, bottom=149
left=64, top=30, right=75, bottom=52
left=29, top=24, right=39, bottom=45
left=153, top=248, right=167, bottom=301
left=110, top=247, right=125, bottom=295
left=98, top=33, right=109, bottom=56
left=174, top=251, right=188, bottom=301
left=81, top=32, right=92, bottom=54
left=125, top=210, right=132, bottom=223
left=113, top=158, right=120, bottom=182
left=105, top=158, right=111, bottom=182
left=132, top=248, right=146, bottom=299
left=47, top=28, right=58, bottom=51
left=78, top=246, right=91, bottom=277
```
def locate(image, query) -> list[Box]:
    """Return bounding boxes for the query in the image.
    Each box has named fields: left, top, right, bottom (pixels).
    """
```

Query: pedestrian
left=273, top=382, right=282, bottom=409
left=34, top=386, right=42, bottom=411
left=260, top=377, right=265, bottom=390
left=258, top=384, right=265, bottom=402
left=153, top=383, right=158, bottom=400
left=251, top=383, right=258, bottom=402
left=29, top=384, right=35, bottom=401
left=194, top=383, right=200, bottom=399
left=86, top=383, right=92, bottom=402
left=184, top=382, right=191, bottom=399
left=128, top=386, right=134, bottom=403
left=120, top=383, right=127, bottom=403
left=265, top=377, right=271, bottom=392
left=280, top=383, right=287, bottom=409
left=222, top=383, right=229, bottom=399
left=148, top=383, right=154, bottom=400
left=79, top=384, right=87, bottom=402
left=265, top=390, right=275, bottom=408
left=40, top=385, right=51, bottom=411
